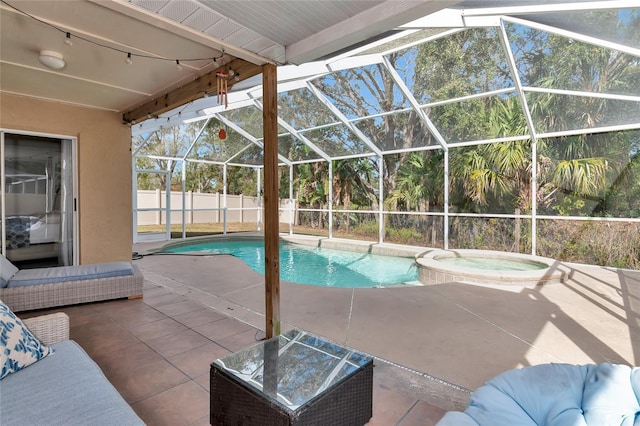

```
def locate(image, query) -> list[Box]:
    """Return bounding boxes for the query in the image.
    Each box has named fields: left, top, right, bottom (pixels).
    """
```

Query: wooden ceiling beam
left=122, top=58, right=262, bottom=124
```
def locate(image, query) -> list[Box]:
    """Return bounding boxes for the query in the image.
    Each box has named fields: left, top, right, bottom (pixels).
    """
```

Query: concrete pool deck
left=133, top=235, right=640, bottom=411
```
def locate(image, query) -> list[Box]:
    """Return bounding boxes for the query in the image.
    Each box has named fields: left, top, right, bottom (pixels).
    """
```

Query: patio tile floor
left=19, top=236, right=640, bottom=425
left=23, top=280, right=449, bottom=425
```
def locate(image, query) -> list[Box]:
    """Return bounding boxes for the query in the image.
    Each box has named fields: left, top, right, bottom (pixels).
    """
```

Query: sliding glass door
left=1, top=131, right=77, bottom=267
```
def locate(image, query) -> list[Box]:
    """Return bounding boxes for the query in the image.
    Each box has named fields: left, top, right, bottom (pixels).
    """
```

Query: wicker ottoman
left=210, top=329, right=373, bottom=426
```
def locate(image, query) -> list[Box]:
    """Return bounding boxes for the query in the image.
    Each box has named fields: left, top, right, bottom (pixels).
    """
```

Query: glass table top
left=213, top=329, right=373, bottom=410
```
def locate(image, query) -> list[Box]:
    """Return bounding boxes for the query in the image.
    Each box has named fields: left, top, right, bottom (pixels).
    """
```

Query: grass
left=137, top=223, right=260, bottom=238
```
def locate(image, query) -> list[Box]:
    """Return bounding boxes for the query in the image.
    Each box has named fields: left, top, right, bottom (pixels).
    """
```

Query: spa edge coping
left=415, top=249, right=567, bottom=287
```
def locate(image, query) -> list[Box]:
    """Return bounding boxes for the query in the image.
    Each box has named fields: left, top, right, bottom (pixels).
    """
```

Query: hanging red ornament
left=218, top=128, right=227, bottom=140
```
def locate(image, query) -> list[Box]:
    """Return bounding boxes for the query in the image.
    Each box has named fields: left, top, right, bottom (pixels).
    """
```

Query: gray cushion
left=0, top=255, right=19, bottom=288
left=436, top=363, right=640, bottom=426
left=0, top=340, right=144, bottom=426
left=7, top=262, right=134, bottom=288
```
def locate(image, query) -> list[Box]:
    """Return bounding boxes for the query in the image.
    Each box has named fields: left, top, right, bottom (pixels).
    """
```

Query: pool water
left=435, top=256, right=547, bottom=271
left=168, top=240, right=419, bottom=288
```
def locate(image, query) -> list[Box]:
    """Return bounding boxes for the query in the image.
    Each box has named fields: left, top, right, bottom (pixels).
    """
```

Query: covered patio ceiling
left=0, top=0, right=461, bottom=124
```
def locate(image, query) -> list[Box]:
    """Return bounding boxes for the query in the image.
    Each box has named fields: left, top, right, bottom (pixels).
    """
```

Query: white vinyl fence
left=136, top=190, right=295, bottom=226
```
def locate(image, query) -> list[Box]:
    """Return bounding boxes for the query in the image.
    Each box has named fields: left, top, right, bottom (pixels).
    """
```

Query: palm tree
left=332, top=158, right=376, bottom=232
left=386, top=151, right=443, bottom=212
left=293, top=161, right=329, bottom=229
left=386, top=150, right=444, bottom=245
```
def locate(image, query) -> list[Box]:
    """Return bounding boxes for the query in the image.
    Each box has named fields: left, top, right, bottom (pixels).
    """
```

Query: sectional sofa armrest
left=22, top=312, right=70, bottom=345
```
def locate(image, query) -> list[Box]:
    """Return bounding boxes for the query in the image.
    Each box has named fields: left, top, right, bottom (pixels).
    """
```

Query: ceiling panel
left=196, top=0, right=381, bottom=46
left=156, top=1, right=200, bottom=22
left=182, top=7, right=225, bottom=32
left=0, top=63, right=143, bottom=111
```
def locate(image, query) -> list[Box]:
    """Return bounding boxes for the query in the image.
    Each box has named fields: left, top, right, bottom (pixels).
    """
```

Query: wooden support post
left=262, top=63, right=280, bottom=339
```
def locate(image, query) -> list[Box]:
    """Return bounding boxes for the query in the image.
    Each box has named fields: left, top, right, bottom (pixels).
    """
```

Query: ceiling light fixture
left=176, top=60, right=182, bottom=71
left=125, top=52, right=133, bottom=64
left=38, top=50, right=66, bottom=70
left=64, top=32, right=73, bottom=46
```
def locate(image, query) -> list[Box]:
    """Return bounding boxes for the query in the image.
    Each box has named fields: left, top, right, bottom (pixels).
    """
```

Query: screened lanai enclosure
left=132, top=3, right=640, bottom=270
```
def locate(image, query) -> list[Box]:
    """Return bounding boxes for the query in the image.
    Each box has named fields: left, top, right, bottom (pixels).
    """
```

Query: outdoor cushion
left=6, top=262, right=134, bottom=288
left=0, top=339, right=144, bottom=426
left=437, top=363, right=640, bottom=426
left=0, top=299, right=53, bottom=380
left=0, top=255, right=19, bottom=288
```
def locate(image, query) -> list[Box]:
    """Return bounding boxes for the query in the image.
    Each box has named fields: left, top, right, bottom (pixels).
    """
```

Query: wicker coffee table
left=210, top=329, right=373, bottom=425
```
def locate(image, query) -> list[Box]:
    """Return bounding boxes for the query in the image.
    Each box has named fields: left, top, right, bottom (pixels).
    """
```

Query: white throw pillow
left=0, top=299, right=54, bottom=380
left=0, top=255, right=19, bottom=288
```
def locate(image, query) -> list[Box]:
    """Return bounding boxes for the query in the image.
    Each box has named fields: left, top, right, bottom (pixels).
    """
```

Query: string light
left=140, top=98, right=197, bottom=125
left=1, top=0, right=226, bottom=67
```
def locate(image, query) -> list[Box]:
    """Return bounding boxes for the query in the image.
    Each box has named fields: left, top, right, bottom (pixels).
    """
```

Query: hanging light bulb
left=125, top=52, right=133, bottom=65
left=176, top=60, right=182, bottom=71
left=64, top=32, right=73, bottom=46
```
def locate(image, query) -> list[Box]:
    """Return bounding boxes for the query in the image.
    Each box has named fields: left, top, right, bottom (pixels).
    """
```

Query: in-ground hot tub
left=415, top=249, right=566, bottom=287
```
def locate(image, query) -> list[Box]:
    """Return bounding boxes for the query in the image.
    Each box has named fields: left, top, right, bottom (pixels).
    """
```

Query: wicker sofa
left=0, top=311, right=145, bottom=425
left=0, top=255, right=144, bottom=312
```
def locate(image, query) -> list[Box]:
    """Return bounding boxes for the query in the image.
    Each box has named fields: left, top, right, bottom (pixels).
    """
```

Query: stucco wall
left=0, top=93, right=132, bottom=264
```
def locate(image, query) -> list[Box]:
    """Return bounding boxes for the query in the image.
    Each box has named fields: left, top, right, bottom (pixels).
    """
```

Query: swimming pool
left=166, top=239, right=420, bottom=288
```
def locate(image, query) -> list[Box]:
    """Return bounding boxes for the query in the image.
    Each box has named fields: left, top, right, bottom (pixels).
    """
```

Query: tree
left=332, top=158, right=376, bottom=232
left=293, top=161, right=329, bottom=229
left=332, top=158, right=376, bottom=209
left=134, top=124, right=204, bottom=191
left=386, top=150, right=443, bottom=212
left=450, top=19, right=640, bottom=217
left=227, top=167, right=259, bottom=195
left=184, top=162, right=221, bottom=193
left=516, top=15, right=640, bottom=216
left=134, top=130, right=178, bottom=191
left=313, top=60, right=428, bottom=197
